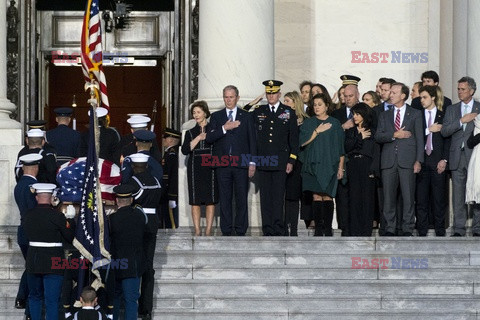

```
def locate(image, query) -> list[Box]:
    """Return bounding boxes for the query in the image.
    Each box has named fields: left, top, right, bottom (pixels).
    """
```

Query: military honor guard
left=121, top=130, right=163, bottom=183
left=18, top=120, right=57, bottom=156
left=23, top=183, right=76, bottom=320
left=115, top=114, right=162, bottom=165
left=15, top=128, right=57, bottom=184
left=253, top=80, right=299, bottom=236
left=46, top=107, right=81, bottom=166
left=109, top=184, right=147, bottom=320
left=125, top=153, right=162, bottom=320
left=66, top=286, right=109, bottom=320
left=79, top=107, right=120, bottom=163
left=13, top=153, right=42, bottom=317
left=160, top=128, right=181, bottom=228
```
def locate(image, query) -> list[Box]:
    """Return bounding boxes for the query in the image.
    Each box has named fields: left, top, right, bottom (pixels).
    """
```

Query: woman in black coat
left=181, top=100, right=218, bottom=236
left=345, top=103, right=380, bottom=236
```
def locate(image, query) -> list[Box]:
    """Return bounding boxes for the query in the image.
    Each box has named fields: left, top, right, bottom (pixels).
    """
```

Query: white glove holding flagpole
left=65, top=205, right=76, bottom=219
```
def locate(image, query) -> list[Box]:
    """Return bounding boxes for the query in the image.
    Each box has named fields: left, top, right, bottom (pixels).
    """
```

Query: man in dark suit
left=331, top=75, right=361, bottom=236
left=375, top=82, right=424, bottom=236
left=372, top=78, right=397, bottom=235
left=299, top=80, right=313, bottom=113
left=373, top=78, right=397, bottom=121
left=253, top=80, right=299, bottom=236
left=441, top=76, right=480, bottom=236
left=207, top=85, right=257, bottom=236
left=410, top=70, right=452, bottom=112
left=415, top=86, right=450, bottom=236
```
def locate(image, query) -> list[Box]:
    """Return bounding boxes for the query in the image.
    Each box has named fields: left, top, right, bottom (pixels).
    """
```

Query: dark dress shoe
left=473, top=233, right=480, bottom=237
left=384, top=232, right=395, bottom=236
left=14, top=298, right=26, bottom=309
left=418, top=233, right=427, bottom=237
left=403, top=232, right=413, bottom=237
left=451, top=233, right=463, bottom=237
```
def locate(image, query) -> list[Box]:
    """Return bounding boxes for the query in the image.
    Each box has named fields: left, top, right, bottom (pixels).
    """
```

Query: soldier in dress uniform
left=115, top=115, right=162, bottom=166
left=13, top=153, right=42, bottom=318
left=46, top=107, right=81, bottom=166
left=15, top=129, right=57, bottom=184
left=125, top=153, right=162, bottom=320
left=253, top=80, right=299, bottom=236
left=160, top=128, right=181, bottom=229
left=17, top=120, right=57, bottom=155
left=121, top=130, right=163, bottom=183
left=79, top=107, right=120, bottom=163
left=66, top=286, right=109, bottom=320
left=109, top=184, right=147, bottom=320
left=23, top=183, right=76, bottom=320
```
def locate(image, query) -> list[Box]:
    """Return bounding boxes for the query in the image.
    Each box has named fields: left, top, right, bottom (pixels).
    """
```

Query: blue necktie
left=347, top=110, right=353, bottom=120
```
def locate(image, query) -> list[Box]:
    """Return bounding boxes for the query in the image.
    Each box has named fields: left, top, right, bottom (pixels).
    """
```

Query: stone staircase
left=1, top=226, right=480, bottom=319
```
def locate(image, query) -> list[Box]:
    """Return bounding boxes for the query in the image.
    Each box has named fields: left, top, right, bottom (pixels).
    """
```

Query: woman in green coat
left=300, top=93, right=345, bottom=236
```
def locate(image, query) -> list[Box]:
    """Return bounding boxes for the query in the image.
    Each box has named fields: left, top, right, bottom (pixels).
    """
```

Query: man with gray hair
left=441, top=76, right=480, bottom=236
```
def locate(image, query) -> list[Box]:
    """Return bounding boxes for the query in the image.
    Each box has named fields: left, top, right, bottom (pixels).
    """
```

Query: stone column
left=452, top=0, right=467, bottom=88
left=0, top=1, right=20, bottom=129
left=197, top=0, right=274, bottom=110
left=0, top=1, right=23, bottom=226
left=178, top=0, right=275, bottom=231
left=467, top=0, right=480, bottom=98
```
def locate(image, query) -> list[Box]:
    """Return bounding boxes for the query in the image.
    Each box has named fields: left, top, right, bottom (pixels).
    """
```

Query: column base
left=0, top=97, right=20, bottom=129
left=0, top=128, right=23, bottom=225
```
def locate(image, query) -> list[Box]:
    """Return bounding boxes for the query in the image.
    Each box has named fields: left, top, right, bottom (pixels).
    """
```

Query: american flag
left=73, top=106, right=111, bottom=271
left=81, top=0, right=109, bottom=110
left=57, top=157, right=121, bottom=203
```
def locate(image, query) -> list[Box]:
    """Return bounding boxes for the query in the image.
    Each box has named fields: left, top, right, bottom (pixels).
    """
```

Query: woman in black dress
left=344, top=103, right=380, bottom=236
left=283, top=91, right=309, bottom=235
left=181, top=101, right=218, bottom=236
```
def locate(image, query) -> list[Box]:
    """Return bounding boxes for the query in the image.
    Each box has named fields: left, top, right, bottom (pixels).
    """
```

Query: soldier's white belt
left=29, top=241, right=63, bottom=247
left=143, top=208, right=156, bottom=214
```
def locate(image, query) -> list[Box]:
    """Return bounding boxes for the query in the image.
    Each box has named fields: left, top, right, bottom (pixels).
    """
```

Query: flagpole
left=150, top=100, right=157, bottom=132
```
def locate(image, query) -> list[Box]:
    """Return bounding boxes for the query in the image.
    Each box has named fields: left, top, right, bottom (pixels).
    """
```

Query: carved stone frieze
left=7, top=0, right=19, bottom=119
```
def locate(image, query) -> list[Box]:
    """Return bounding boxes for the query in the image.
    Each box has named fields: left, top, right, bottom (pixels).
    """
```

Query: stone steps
left=2, top=227, right=480, bottom=318
left=137, top=293, right=480, bottom=311
left=139, top=309, right=478, bottom=320
left=2, top=249, right=478, bottom=268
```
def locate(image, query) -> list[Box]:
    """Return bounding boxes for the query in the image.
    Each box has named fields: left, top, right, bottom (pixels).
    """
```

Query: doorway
left=47, top=62, right=165, bottom=137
